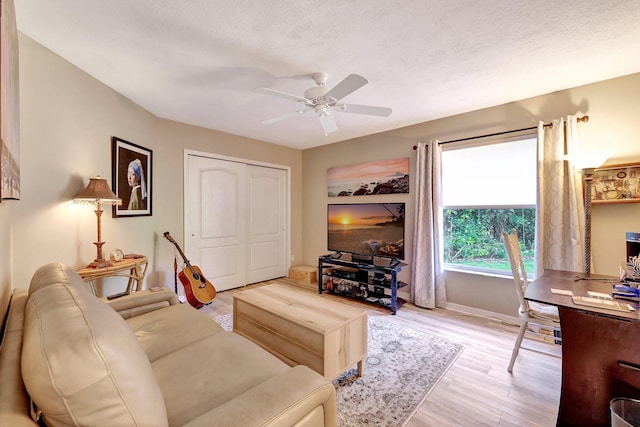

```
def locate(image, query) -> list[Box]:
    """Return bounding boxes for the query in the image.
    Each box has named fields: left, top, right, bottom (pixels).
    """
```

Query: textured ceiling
left=14, top=1, right=640, bottom=150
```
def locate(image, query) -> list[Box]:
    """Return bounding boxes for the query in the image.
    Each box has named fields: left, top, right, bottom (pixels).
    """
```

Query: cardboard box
left=289, top=265, right=317, bottom=284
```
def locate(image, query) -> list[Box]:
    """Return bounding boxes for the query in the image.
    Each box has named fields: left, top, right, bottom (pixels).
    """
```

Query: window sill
left=444, top=266, right=511, bottom=279
left=444, top=265, right=538, bottom=281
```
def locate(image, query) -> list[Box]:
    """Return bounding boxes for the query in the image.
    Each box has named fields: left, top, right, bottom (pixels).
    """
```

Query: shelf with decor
left=318, top=253, right=407, bottom=314
left=590, top=162, right=640, bottom=204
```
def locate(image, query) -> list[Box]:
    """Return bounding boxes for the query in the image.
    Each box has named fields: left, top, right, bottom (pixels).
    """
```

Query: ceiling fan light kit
left=260, top=73, right=392, bottom=135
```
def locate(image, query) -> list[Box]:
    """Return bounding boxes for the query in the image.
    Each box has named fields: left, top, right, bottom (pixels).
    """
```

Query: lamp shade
left=74, top=176, right=122, bottom=205
left=564, top=151, right=610, bottom=170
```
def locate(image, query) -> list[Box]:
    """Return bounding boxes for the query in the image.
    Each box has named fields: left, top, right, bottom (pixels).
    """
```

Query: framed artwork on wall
left=327, top=157, right=409, bottom=197
left=112, top=136, right=152, bottom=217
left=1, top=0, right=20, bottom=201
left=591, top=162, right=640, bottom=204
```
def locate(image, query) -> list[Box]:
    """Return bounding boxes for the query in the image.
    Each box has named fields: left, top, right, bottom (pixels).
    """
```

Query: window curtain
left=534, top=116, right=584, bottom=277
left=412, top=141, right=446, bottom=308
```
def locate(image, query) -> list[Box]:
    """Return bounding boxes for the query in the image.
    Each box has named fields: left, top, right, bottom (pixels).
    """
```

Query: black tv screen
left=327, top=203, right=405, bottom=260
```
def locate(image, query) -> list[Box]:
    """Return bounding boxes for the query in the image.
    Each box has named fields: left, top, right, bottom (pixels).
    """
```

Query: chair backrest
left=502, top=228, right=531, bottom=313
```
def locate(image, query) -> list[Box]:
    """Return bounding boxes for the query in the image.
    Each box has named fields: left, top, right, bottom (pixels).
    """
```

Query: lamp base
left=86, top=259, right=112, bottom=269
left=88, top=240, right=111, bottom=268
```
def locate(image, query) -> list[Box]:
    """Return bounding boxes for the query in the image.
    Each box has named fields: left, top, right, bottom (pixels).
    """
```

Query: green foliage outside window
left=443, top=208, right=536, bottom=273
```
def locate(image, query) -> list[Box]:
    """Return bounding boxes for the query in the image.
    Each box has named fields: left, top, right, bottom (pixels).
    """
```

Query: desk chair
left=503, top=229, right=560, bottom=372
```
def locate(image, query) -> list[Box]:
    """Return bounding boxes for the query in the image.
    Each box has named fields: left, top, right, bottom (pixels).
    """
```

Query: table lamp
left=565, top=151, right=610, bottom=273
left=74, top=176, right=122, bottom=268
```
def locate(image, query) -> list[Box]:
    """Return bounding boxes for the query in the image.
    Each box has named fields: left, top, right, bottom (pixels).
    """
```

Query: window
left=442, top=136, right=537, bottom=274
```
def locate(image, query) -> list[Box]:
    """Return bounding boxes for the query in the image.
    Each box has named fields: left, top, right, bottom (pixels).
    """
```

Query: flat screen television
left=327, top=203, right=405, bottom=260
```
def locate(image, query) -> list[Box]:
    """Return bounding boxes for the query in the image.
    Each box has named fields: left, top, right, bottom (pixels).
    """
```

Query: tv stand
left=318, top=254, right=407, bottom=314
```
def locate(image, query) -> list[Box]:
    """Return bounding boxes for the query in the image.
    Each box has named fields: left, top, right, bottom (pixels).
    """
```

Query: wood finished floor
left=199, top=277, right=561, bottom=427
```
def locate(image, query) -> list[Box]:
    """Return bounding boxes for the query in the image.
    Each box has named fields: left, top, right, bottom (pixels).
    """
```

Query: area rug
left=214, top=314, right=464, bottom=427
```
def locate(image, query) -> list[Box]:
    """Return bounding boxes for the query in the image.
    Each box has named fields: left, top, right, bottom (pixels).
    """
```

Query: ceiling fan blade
left=325, top=74, right=368, bottom=102
left=340, top=104, right=392, bottom=117
left=318, top=113, right=337, bottom=136
left=262, top=110, right=308, bottom=124
left=257, top=87, right=308, bottom=103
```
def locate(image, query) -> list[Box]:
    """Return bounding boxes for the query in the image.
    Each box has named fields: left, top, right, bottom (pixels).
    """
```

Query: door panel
left=186, top=156, right=247, bottom=291
left=200, top=169, right=238, bottom=239
left=200, top=247, right=242, bottom=280
left=250, top=241, right=281, bottom=270
left=247, top=166, right=287, bottom=283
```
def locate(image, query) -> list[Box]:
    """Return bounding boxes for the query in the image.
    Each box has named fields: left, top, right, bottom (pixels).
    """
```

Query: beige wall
left=2, top=32, right=639, bottom=322
left=0, top=204, right=12, bottom=318
left=11, top=33, right=159, bottom=294
left=151, top=119, right=302, bottom=290
left=3, top=34, right=302, bottom=304
left=303, top=73, right=640, bottom=317
left=301, top=133, right=417, bottom=289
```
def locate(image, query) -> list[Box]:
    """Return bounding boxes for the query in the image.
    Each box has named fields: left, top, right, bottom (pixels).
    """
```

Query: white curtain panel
left=412, top=141, right=446, bottom=308
left=534, top=116, right=585, bottom=277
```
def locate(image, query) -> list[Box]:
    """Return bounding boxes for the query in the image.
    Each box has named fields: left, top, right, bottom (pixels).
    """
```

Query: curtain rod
left=412, top=115, right=589, bottom=150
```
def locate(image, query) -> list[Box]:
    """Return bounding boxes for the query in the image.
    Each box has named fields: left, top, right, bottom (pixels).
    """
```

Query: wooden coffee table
left=233, top=283, right=368, bottom=380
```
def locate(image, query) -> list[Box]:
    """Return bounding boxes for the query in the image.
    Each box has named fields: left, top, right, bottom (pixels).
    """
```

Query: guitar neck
left=164, top=233, right=195, bottom=273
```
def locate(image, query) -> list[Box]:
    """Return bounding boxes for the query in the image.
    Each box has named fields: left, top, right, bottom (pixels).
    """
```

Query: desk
left=76, top=256, right=148, bottom=294
left=525, top=270, right=640, bottom=427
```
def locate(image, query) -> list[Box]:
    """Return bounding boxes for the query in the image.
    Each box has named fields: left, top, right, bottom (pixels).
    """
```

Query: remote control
left=106, top=291, right=129, bottom=300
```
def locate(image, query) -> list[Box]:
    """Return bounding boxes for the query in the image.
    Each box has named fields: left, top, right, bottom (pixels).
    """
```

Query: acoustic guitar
left=163, top=232, right=217, bottom=308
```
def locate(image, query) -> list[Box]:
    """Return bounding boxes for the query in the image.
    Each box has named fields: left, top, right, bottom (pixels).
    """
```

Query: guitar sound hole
left=192, top=272, right=207, bottom=288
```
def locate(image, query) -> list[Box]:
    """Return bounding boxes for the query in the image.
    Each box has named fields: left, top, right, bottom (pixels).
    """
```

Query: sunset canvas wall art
left=327, top=157, right=409, bottom=197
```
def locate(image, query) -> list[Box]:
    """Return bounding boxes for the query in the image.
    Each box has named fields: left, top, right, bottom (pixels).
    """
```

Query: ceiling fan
left=258, top=73, right=392, bottom=135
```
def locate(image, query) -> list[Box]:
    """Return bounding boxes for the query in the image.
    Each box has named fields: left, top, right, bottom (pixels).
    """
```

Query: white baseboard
left=398, top=291, right=520, bottom=326
left=398, top=290, right=410, bottom=301
left=441, top=302, right=520, bottom=326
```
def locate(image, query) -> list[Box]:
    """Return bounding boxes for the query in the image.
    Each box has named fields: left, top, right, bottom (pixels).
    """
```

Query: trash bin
left=611, top=397, right=640, bottom=427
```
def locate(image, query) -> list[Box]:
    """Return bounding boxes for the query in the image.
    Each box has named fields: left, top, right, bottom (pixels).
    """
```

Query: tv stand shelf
left=318, top=254, right=407, bottom=314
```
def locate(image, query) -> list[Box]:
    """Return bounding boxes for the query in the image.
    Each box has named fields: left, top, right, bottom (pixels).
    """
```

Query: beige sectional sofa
left=0, top=263, right=337, bottom=426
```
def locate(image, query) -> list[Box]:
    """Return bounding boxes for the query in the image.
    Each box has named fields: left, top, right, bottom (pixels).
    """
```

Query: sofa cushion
left=182, top=365, right=337, bottom=427
left=151, top=331, right=290, bottom=426
left=126, top=303, right=225, bottom=362
left=22, top=266, right=168, bottom=427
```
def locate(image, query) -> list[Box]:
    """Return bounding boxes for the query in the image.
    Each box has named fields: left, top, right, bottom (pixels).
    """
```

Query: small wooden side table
left=76, top=255, right=148, bottom=294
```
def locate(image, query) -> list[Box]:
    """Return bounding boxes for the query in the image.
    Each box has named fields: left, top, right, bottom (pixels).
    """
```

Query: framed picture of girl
left=111, top=136, right=152, bottom=217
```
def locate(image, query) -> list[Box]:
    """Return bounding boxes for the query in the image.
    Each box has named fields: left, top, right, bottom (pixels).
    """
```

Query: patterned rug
left=214, top=314, right=464, bottom=427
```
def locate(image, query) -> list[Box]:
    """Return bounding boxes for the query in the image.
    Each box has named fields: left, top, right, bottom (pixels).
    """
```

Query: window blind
left=442, top=137, right=537, bottom=207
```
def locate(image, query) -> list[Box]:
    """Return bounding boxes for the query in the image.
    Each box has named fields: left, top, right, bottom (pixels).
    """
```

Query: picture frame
left=327, top=157, right=409, bottom=197
left=1, top=0, right=21, bottom=201
left=112, top=136, right=152, bottom=217
left=591, top=162, right=640, bottom=204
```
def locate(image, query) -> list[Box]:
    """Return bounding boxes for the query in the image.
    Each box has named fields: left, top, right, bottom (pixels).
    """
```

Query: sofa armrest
left=103, top=288, right=179, bottom=319
left=183, top=365, right=337, bottom=427
left=0, top=289, right=37, bottom=427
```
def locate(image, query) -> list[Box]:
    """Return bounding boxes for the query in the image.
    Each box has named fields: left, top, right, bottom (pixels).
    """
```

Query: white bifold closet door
left=185, top=154, right=288, bottom=291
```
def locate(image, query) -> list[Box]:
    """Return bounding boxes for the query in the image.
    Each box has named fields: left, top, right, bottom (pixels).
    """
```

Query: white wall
left=302, top=73, right=640, bottom=317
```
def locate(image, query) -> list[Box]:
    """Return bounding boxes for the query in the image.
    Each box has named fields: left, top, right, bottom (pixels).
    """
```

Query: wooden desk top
left=525, top=269, right=640, bottom=321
